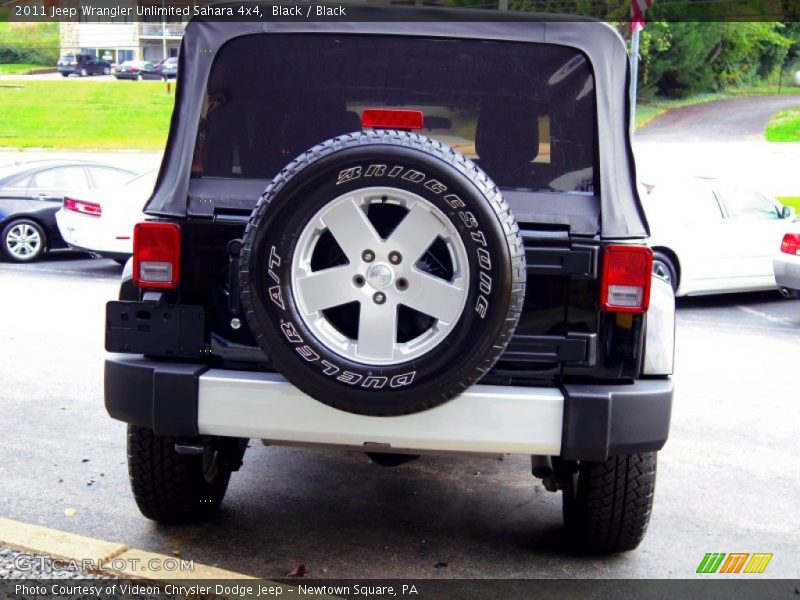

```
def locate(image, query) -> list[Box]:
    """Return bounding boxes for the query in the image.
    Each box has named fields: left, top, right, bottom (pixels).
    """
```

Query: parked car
left=114, top=61, right=164, bottom=81
left=55, top=172, right=155, bottom=264
left=642, top=179, right=798, bottom=296
left=774, top=232, right=800, bottom=297
left=0, top=162, right=137, bottom=262
left=155, top=57, right=178, bottom=79
left=104, top=12, right=675, bottom=554
left=57, top=54, right=111, bottom=77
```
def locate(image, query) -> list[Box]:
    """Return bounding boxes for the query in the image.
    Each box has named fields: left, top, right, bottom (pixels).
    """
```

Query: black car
left=0, top=162, right=137, bottom=262
left=105, top=10, right=675, bottom=554
left=155, top=57, right=178, bottom=79
left=114, top=60, right=164, bottom=81
left=57, top=54, right=111, bottom=78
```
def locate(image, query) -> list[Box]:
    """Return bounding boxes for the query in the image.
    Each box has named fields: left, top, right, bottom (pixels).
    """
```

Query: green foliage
left=637, top=22, right=792, bottom=98
left=0, top=22, right=60, bottom=66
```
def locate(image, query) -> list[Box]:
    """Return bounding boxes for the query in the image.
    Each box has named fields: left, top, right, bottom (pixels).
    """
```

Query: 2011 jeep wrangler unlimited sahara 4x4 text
left=104, top=7, right=675, bottom=554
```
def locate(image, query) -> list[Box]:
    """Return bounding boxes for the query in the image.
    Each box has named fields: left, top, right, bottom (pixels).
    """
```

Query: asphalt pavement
left=637, top=95, right=800, bottom=143
left=0, top=254, right=798, bottom=578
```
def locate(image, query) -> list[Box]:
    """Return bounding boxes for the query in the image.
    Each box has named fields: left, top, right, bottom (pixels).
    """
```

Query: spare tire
left=239, top=131, right=525, bottom=416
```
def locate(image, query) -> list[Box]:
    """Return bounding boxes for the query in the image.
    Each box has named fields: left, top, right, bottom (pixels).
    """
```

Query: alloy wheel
left=6, top=223, right=43, bottom=260
left=290, top=187, right=470, bottom=365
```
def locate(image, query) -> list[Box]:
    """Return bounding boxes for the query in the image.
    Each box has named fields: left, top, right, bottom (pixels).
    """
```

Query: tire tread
left=566, top=452, right=657, bottom=553
left=127, top=425, right=230, bottom=523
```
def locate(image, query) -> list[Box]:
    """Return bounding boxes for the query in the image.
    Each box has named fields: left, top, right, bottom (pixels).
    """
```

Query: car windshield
left=193, top=34, right=597, bottom=194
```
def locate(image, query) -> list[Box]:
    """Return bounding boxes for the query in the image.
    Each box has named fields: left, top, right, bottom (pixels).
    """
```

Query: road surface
left=638, top=95, right=800, bottom=143
left=0, top=255, right=798, bottom=578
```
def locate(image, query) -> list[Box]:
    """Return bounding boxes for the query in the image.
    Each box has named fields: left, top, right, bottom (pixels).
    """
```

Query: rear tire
left=2, top=218, right=46, bottom=262
left=562, top=452, right=657, bottom=553
left=652, top=251, right=678, bottom=292
left=127, top=425, right=239, bottom=523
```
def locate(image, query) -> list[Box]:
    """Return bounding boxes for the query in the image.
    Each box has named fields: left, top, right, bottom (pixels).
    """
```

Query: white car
left=55, top=172, right=155, bottom=264
left=641, top=179, right=797, bottom=296
left=774, top=233, right=800, bottom=297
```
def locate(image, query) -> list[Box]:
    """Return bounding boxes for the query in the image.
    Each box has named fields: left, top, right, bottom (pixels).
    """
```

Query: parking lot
left=0, top=253, right=798, bottom=578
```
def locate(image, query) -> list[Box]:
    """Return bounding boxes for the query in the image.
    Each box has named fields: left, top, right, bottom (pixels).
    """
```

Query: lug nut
left=362, top=249, right=375, bottom=263
left=389, top=251, right=402, bottom=265
left=373, top=292, right=386, bottom=305
left=353, top=274, right=365, bottom=287
left=396, top=277, right=409, bottom=291
left=230, top=317, right=241, bottom=330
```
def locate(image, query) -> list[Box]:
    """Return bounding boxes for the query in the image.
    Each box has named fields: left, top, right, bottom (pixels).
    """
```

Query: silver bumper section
left=198, top=370, right=565, bottom=455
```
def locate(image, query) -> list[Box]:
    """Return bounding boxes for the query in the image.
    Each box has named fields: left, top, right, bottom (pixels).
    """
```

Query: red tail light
left=133, top=222, right=181, bottom=289
left=780, top=233, right=800, bottom=256
left=362, top=109, right=424, bottom=130
left=601, top=245, right=653, bottom=314
left=64, top=197, right=102, bottom=216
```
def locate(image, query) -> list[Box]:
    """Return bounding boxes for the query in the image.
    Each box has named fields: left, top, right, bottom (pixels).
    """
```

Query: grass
left=764, top=107, right=800, bottom=142
left=778, top=197, right=800, bottom=212
left=0, top=80, right=176, bottom=150
left=0, top=63, right=49, bottom=75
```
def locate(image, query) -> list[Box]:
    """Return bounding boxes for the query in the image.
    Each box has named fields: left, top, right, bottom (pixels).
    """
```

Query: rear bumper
left=56, top=210, right=132, bottom=258
left=105, top=355, right=672, bottom=461
left=774, top=254, right=800, bottom=291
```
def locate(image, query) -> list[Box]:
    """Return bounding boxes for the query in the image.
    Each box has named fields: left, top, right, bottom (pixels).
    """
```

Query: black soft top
left=146, top=5, right=648, bottom=238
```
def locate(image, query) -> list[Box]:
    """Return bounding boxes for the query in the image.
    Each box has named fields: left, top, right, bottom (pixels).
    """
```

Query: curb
left=0, top=517, right=255, bottom=580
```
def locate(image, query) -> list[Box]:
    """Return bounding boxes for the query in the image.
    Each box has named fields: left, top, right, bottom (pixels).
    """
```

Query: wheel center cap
left=366, top=262, right=395, bottom=288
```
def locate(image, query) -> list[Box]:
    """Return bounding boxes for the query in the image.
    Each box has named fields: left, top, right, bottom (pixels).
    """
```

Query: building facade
left=59, top=1, right=209, bottom=63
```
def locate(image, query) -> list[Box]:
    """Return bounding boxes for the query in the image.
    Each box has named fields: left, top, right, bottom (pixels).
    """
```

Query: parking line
left=735, top=305, right=795, bottom=326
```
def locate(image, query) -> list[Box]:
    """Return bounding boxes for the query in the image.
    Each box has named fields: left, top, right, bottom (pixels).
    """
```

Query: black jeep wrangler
left=105, top=8, right=675, bottom=554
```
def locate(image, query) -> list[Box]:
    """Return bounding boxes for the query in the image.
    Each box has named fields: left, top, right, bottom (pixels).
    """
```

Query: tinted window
left=31, top=167, right=89, bottom=190
left=88, top=167, right=134, bottom=188
left=724, top=189, right=780, bottom=221
left=194, top=34, right=597, bottom=194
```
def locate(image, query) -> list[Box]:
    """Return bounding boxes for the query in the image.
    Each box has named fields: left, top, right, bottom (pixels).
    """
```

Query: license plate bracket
left=106, top=301, right=205, bottom=357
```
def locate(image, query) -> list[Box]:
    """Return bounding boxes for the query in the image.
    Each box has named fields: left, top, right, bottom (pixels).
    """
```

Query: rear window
left=192, top=34, right=597, bottom=194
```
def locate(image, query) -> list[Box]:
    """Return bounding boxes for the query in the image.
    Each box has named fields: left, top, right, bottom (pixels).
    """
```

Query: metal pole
left=630, top=26, right=641, bottom=131
left=162, top=0, right=167, bottom=60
